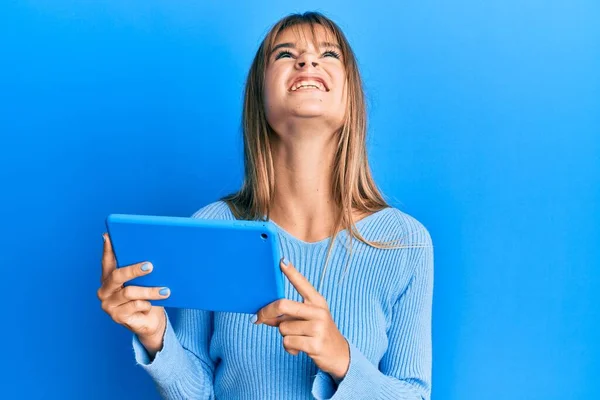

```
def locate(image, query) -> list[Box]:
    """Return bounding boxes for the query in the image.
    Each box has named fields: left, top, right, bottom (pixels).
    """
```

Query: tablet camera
left=261, top=233, right=268, bottom=240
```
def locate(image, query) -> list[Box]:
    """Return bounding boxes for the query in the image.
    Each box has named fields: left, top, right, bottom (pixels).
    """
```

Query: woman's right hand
left=97, top=232, right=171, bottom=355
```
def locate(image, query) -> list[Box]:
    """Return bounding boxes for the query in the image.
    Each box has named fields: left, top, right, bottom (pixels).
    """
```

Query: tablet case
left=105, top=213, right=284, bottom=314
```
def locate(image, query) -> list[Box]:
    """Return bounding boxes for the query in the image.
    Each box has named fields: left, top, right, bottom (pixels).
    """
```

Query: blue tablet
left=105, top=213, right=284, bottom=314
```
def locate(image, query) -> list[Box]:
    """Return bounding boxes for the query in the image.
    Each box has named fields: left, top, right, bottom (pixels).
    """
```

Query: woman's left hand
left=253, top=258, right=350, bottom=381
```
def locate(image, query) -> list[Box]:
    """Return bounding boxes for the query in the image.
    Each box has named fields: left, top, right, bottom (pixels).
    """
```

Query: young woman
left=98, top=11, right=434, bottom=400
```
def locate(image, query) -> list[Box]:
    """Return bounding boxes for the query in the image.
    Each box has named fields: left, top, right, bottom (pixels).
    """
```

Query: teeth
left=291, top=80, right=326, bottom=91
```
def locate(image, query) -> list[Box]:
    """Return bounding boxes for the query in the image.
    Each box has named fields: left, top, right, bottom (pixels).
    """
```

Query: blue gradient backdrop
left=1, top=1, right=598, bottom=399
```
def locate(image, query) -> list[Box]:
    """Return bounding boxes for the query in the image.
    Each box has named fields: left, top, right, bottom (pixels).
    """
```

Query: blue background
left=1, top=1, right=598, bottom=399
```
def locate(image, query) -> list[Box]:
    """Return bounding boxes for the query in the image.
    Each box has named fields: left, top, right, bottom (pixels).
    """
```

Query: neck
left=268, top=129, right=339, bottom=242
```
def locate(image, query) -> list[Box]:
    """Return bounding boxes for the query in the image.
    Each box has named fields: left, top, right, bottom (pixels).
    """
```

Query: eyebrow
left=269, top=41, right=342, bottom=57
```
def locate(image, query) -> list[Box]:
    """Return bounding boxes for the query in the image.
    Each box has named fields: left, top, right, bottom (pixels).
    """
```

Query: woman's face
left=263, top=24, right=347, bottom=135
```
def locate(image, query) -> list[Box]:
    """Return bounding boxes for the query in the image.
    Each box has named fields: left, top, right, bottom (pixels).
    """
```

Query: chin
left=290, top=101, right=336, bottom=115
left=290, top=108, right=328, bottom=118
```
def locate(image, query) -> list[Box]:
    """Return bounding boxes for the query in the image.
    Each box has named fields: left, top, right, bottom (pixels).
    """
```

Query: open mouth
left=289, top=79, right=329, bottom=92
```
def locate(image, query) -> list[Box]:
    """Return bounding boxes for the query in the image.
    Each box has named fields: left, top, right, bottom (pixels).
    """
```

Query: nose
left=296, top=52, right=319, bottom=69
left=297, top=60, right=318, bottom=68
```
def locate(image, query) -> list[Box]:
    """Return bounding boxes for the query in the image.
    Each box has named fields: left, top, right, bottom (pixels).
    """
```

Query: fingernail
left=282, top=257, right=289, bottom=267
left=159, top=287, right=170, bottom=296
left=250, top=314, right=258, bottom=324
left=102, top=234, right=106, bottom=242
left=141, top=262, right=151, bottom=271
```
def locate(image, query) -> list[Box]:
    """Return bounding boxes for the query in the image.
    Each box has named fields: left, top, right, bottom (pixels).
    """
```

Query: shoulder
left=388, top=207, right=433, bottom=248
left=190, top=200, right=236, bottom=220
left=371, top=206, right=433, bottom=248
left=383, top=207, right=434, bottom=298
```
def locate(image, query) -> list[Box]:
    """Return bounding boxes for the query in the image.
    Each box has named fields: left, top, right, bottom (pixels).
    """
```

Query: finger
left=280, top=258, right=325, bottom=306
left=278, top=320, right=317, bottom=337
left=282, top=335, right=315, bottom=356
left=102, top=261, right=153, bottom=295
left=101, top=233, right=117, bottom=282
left=260, top=314, right=298, bottom=327
left=113, top=300, right=152, bottom=323
left=255, top=299, right=322, bottom=325
left=110, top=285, right=170, bottom=307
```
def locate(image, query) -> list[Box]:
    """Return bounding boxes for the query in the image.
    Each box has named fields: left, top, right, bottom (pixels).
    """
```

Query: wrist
left=139, top=329, right=164, bottom=347
left=139, top=334, right=163, bottom=361
left=331, top=373, right=344, bottom=385
left=330, top=337, right=350, bottom=382
left=138, top=317, right=166, bottom=357
left=329, top=367, right=347, bottom=383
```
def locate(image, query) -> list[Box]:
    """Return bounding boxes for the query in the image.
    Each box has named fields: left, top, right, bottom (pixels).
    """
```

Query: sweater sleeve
left=132, top=307, right=216, bottom=399
left=312, top=231, right=434, bottom=400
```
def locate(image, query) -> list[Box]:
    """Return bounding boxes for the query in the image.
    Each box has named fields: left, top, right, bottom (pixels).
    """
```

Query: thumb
left=101, top=232, right=117, bottom=282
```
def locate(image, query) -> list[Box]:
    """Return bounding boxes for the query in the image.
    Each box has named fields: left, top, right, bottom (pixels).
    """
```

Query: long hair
left=221, top=11, right=426, bottom=291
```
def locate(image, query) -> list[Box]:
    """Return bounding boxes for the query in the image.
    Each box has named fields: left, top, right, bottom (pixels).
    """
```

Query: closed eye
left=274, top=49, right=342, bottom=60
left=323, top=50, right=341, bottom=59
left=275, top=50, right=294, bottom=59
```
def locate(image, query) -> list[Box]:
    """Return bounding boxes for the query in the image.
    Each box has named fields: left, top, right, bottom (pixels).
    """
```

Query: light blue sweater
left=132, top=200, right=434, bottom=399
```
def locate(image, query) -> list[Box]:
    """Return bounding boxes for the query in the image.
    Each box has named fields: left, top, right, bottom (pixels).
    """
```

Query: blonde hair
left=221, top=11, right=427, bottom=291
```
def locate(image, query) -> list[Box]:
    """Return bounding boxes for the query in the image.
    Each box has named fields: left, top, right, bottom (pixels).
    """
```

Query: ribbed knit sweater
left=132, top=200, right=434, bottom=399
